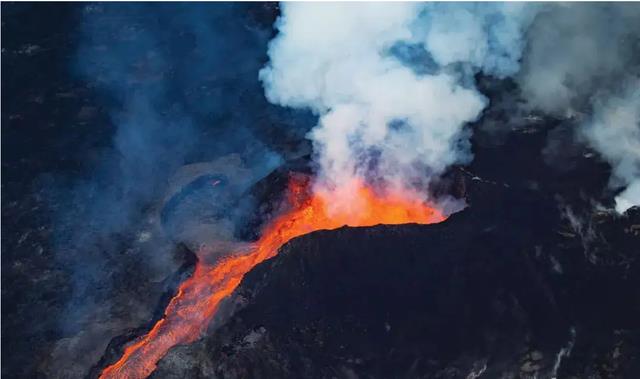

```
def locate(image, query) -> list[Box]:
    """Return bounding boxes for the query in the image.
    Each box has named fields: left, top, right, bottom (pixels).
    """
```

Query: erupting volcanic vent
left=100, top=175, right=444, bottom=378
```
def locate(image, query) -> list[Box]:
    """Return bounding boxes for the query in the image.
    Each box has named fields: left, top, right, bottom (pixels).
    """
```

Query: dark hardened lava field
left=2, top=3, right=639, bottom=379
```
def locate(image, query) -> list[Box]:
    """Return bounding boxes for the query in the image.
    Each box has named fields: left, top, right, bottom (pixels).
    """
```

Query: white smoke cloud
left=518, top=3, right=640, bottom=213
left=421, top=3, right=536, bottom=77
left=581, top=84, right=640, bottom=213
left=260, top=3, right=533, bottom=212
left=517, top=4, right=640, bottom=116
left=261, top=3, right=640, bottom=214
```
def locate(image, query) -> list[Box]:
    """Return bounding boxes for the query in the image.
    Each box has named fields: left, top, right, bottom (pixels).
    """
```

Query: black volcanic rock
left=151, top=176, right=639, bottom=378
left=235, top=155, right=313, bottom=242
left=3, top=4, right=639, bottom=379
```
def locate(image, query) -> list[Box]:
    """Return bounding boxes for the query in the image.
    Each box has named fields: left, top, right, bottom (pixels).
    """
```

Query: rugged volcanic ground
left=143, top=146, right=640, bottom=378
left=2, top=3, right=639, bottom=379
left=153, top=209, right=640, bottom=378
left=81, top=137, right=640, bottom=378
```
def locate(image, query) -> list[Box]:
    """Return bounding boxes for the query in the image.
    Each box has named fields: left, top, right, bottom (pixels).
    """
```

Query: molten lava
left=100, top=175, right=445, bottom=379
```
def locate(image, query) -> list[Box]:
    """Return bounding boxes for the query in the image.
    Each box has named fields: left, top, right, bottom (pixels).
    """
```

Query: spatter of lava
left=100, top=174, right=445, bottom=379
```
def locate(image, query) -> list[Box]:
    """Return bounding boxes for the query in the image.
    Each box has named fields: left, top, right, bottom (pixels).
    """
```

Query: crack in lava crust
left=99, top=176, right=445, bottom=379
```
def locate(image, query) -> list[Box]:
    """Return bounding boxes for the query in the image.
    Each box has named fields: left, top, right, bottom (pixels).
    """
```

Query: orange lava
left=99, top=175, right=445, bottom=379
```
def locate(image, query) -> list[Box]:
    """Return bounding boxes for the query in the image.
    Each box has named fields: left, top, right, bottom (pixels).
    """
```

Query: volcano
left=92, top=149, right=640, bottom=379
left=90, top=115, right=640, bottom=378
left=150, top=204, right=640, bottom=379
left=2, top=3, right=640, bottom=379
left=96, top=174, right=445, bottom=379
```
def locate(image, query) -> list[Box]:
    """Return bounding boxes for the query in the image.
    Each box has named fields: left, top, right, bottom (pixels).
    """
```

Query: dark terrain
left=154, top=205, right=640, bottom=378
left=2, top=3, right=639, bottom=379
left=146, top=139, right=640, bottom=378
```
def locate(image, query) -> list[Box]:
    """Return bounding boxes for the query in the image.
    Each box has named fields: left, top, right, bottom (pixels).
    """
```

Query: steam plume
left=517, top=3, right=640, bottom=213
left=262, top=3, right=640, bottom=214
left=581, top=84, right=640, bottom=213
left=260, top=3, right=536, bottom=212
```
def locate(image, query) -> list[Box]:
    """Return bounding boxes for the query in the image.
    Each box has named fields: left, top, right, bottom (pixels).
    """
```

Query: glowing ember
left=100, top=175, right=445, bottom=379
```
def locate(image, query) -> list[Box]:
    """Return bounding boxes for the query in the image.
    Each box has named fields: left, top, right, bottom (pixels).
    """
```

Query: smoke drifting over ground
left=261, top=3, right=640, bottom=214
left=4, top=3, right=640, bottom=378
left=517, top=3, right=640, bottom=212
left=581, top=84, right=640, bottom=213
left=49, top=3, right=294, bottom=338
left=55, top=3, right=638, bottom=332
left=55, top=1, right=640, bottom=343
left=517, top=4, right=640, bottom=116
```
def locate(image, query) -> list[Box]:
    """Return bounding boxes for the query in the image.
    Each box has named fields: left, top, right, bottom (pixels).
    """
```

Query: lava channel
left=99, top=175, right=445, bottom=379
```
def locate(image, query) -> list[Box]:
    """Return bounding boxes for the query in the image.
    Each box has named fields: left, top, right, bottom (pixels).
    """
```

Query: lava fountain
left=100, top=174, right=445, bottom=379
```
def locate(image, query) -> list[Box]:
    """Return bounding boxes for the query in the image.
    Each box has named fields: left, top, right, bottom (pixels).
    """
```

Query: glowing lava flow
left=99, top=176, right=445, bottom=379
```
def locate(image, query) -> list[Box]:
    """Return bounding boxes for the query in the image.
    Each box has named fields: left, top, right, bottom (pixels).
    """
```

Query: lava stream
left=99, top=176, right=445, bottom=379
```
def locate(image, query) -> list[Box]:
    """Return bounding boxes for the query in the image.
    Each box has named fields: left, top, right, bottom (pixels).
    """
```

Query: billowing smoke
left=517, top=3, right=640, bottom=213
left=261, top=3, right=640, bottom=214
left=581, top=84, right=640, bottom=213
left=260, top=3, right=535, bottom=213
left=46, top=3, right=294, bottom=369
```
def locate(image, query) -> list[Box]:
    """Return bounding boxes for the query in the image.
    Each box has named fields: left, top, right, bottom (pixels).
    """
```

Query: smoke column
left=262, top=3, right=640, bottom=214
left=260, top=3, right=534, bottom=212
